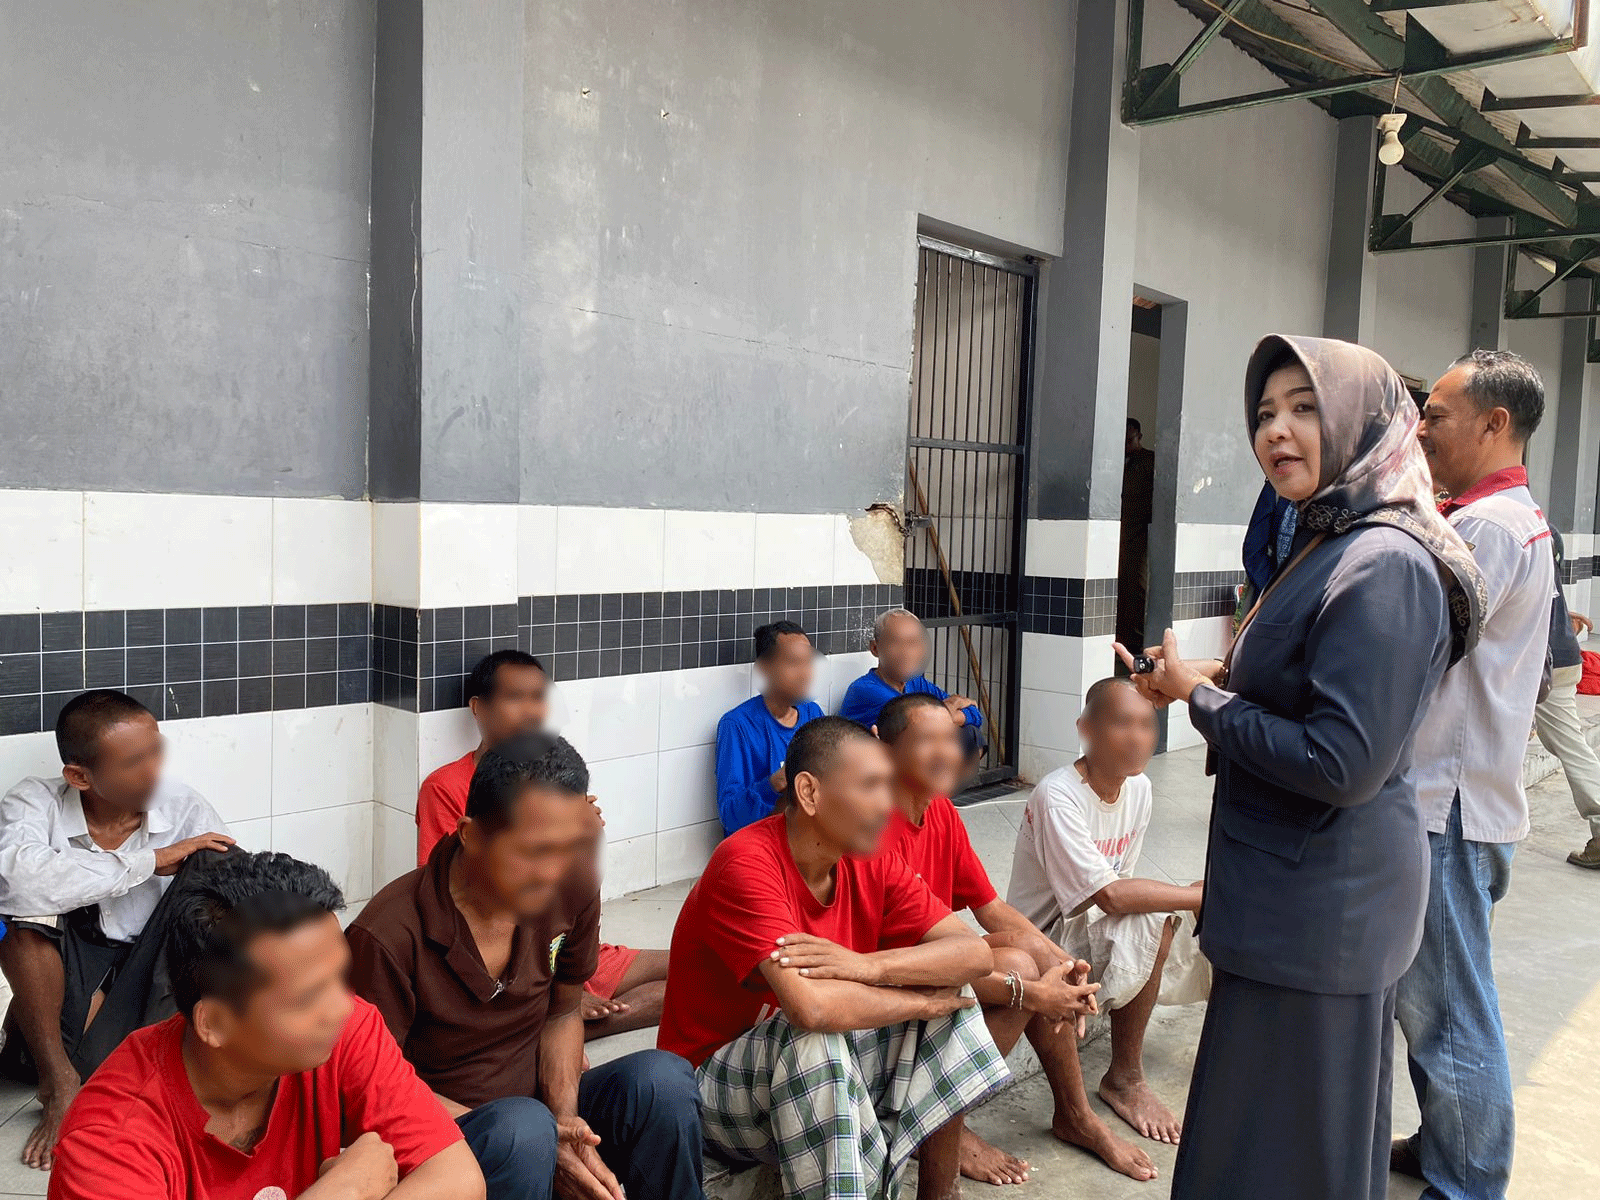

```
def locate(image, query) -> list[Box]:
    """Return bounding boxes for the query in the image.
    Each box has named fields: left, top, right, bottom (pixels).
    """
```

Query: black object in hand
left=1132, top=654, right=1156, bottom=675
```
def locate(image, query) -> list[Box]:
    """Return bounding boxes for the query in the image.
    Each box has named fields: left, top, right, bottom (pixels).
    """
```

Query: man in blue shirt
left=838, top=610, right=985, bottom=763
left=714, top=622, right=824, bottom=835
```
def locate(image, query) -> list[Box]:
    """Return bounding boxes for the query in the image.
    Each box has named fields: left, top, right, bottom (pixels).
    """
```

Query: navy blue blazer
left=1189, top=524, right=1452, bottom=996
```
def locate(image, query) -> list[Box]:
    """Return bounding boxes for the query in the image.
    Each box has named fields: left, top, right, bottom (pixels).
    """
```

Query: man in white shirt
left=1008, top=678, right=1208, bottom=1147
left=0, top=689, right=232, bottom=1171
left=1397, top=351, right=1555, bottom=1200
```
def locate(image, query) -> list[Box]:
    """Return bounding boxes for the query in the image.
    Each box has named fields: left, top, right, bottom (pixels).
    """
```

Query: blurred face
left=1253, top=364, right=1322, bottom=503
left=1077, top=683, right=1158, bottom=777
left=797, top=737, right=895, bottom=857
left=1126, top=424, right=1141, bottom=454
left=197, top=913, right=354, bottom=1076
left=1418, top=365, right=1496, bottom=498
left=461, top=785, right=592, bottom=918
left=757, top=632, right=815, bottom=704
left=872, top=614, right=928, bottom=684
left=64, top=713, right=164, bottom=813
left=471, top=665, right=550, bottom=745
left=889, top=704, right=962, bottom=800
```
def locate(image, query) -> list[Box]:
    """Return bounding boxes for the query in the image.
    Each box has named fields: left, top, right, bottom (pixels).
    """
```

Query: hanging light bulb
left=1377, top=74, right=1406, bottom=167
left=1377, top=113, right=1407, bottom=166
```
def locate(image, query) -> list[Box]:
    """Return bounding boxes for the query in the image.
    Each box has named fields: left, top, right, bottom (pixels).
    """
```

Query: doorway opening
left=904, top=235, right=1038, bottom=789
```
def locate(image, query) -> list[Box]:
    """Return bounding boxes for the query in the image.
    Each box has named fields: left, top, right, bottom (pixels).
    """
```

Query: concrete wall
left=0, top=0, right=375, bottom=499
left=517, top=0, right=1075, bottom=513
left=1369, top=171, right=1476, bottom=384
left=1131, top=0, right=1338, bottom=529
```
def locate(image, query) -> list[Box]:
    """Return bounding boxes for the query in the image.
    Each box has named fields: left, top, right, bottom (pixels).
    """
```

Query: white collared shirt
left=1412, top=484, right=1554, bottom=843
left=0, top=776, right=226, bottom=942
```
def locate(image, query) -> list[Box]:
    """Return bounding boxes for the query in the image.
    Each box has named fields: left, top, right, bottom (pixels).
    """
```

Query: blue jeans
left=1396, top=795, right=1517, bottom=1200
left=457, top=1049, right=706, bottom=1200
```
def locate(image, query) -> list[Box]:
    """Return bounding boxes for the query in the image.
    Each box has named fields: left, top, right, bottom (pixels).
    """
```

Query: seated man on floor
left=415, top=649, right=665, bottom=1039
left=838, top=609, right=986, bottom=766
left=0, top=689, right=235, bottom=1170
left=715, top=620, right=824, bottom=835
left=49, top=850, right=483, bottom=1200
left=659, top=716, right=1010, bottom=1200
left=876, top=692, right=1154, bottom=1185
left=1007, top=677, right=1209, bottom=1146
left=352, top=732, right=705, bottom=1200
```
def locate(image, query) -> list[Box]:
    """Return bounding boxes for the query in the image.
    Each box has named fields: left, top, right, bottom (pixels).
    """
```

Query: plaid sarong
left=695, top=1000, right=1010, bottom=1200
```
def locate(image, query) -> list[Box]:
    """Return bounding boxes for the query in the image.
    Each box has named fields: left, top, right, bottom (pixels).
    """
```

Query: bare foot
left=1051, top=1110, right=1156, bottom=1182
left=959, top=1128, right=1030, bottom=1185
left=1098, top=1075, right=1182, bottom=1145
left=23, top=1073, right=78, bottom=1170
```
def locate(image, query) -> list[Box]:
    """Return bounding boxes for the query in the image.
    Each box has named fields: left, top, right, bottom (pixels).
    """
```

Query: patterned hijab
left=1244, top=334, right=1486, bottom=663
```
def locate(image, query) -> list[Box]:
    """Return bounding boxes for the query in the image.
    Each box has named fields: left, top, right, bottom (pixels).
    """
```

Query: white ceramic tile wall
left=273, top=498, right=373, bottom=605
left=555, top=508, right=666, bottom=594
left=371, top=501, right=421, bottom=608
left=0, top=491, right=84, bottom=612
left=1174, top=523, right=1250, bottom=575
left=517, top=505, right=559, bottom=596
left=663, top=511, right=756, bottom=592
left=1023, top=519, right=1121, bottom=579
left=755, top=514, right=835, bottom=587
left=85, top=492, right=273, bottom=610
left=419, top=503, right=519, bottom=608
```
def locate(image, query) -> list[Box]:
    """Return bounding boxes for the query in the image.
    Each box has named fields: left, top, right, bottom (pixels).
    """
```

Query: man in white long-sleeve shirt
left=0, top=689, right=232, bottom=1171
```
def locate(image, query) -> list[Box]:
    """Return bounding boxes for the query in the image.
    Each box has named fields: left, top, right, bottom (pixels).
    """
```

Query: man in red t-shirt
left=414, top=650, right=665, bottom=1037
left=48, top=850, right=480, bottom=1200
left=658, top=716, right=1011, bottom=1200
left=877, top=693, right=1158, bottom=1185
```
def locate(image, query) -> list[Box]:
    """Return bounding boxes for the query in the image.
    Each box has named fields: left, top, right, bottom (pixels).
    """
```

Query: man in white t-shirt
left=1008, top=677, right=1208, bottom=1144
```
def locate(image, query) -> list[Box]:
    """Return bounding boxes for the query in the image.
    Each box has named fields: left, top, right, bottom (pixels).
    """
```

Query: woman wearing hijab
left=1114, top=335, right=1484, bottom=1200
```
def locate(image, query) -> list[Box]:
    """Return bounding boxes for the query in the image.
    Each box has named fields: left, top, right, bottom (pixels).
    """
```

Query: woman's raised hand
left=1113, top=629, right=1209, bottom=705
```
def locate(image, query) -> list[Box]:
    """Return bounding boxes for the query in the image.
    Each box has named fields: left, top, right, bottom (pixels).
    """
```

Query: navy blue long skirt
left=1171, top=967, right=1396, bottom=1200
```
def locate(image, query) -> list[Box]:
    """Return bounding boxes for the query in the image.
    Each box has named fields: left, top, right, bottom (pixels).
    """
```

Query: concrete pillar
left=1549, top=279, right=1593, bottom=534
left=1323, top=116, right=1377, bottom=344
left=1470, top=217, right=1512, bottom=352
left=369, top=0, right=525, bottom=503
left=1032, top=0, right=1140, bottom=522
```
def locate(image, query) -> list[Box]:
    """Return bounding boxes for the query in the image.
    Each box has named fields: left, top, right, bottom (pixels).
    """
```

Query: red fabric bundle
left=1581, top=650, right=1600, bottom=696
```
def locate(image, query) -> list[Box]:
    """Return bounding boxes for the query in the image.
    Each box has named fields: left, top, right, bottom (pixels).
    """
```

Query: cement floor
left=0, top=737, right=1596, bottom=1197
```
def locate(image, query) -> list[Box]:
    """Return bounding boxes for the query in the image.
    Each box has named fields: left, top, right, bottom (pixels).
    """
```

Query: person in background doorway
left=0, top=689, right=235, bottom=1171
left=414, top=650, right=666, bottom=1040
left=1122, top=336, right=1484, bottom=1200
left=1537, top=528, right=1600, bottom=869
left=838, top=609, right=985, bottom=765
left=351, top=734, right=706, bottom=1200
left=875, top=694, right=1144, bottom=1187
left=659, top=717, right=1009, bottom=1200
left=715, top=621, right=824, bottom=835
left=1240, top=478, right=1298, bottom=597
left=1008, top=679, right=1209, bottom=1150
left=48, top=850, right=483, bottom=1200
left=1396, top=350, right=1553, bottom=1200
left=1117, top=418, right=1157, bottom=652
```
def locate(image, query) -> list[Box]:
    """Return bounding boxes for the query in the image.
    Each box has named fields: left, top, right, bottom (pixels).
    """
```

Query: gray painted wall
left=0, top=0, right=375, bottom=498
left=1368, top=170, right=1475, bottom=384
left=517, top=0, right=1074, bottom=513
left=1131, top=0, right=1337, bottom=527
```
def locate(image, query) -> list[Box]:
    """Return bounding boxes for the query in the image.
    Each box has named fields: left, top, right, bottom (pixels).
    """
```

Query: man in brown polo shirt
left=348, top=732, right=706, bottom=1200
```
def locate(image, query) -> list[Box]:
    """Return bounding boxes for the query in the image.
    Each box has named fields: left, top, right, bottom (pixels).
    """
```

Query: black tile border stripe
left=0, top=604, right=372, bottom=736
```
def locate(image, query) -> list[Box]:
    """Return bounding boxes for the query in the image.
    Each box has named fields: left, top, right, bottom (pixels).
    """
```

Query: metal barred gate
left=904, top=236, right=1036, bottom=789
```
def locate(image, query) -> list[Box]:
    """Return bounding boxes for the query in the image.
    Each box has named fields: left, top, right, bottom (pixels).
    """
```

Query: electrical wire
left=1192, top=0, right=1389, bottom=78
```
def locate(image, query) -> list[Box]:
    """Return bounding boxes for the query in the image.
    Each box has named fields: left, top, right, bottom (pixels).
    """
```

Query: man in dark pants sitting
left=349, top=732, right=706, bottom=1200
left=0, top=689, right=234, bottom=1170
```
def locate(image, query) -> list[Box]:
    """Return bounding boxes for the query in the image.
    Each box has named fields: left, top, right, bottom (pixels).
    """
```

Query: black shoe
left=1390, top=1136, right=1424, bottom=1180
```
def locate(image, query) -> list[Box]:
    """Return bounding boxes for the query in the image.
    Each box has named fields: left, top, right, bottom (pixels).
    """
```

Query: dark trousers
left=458, top=1049, right=706, bottom=1200
left=0, top=848, right=230, bottom=1082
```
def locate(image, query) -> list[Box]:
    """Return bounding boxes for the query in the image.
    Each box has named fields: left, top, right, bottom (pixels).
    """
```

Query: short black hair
left=1126, top=417, right=1141, bottom=436
left=55, top=689, right=154, bottom=767
left=465, top=650, right=546, bottom=704
left=784, top=715, right=877, bottom=792
left=1452, top=349, right=1545, bottom=442
left=754, top=620, right=810, bottom=660
left=466, top=731, right=589, bottom=834
left=166, top=850, right=344, bottom=1018
left=877, top=692, right=946, bottom=745
left=1083, top=676, right=1143, bottom=719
